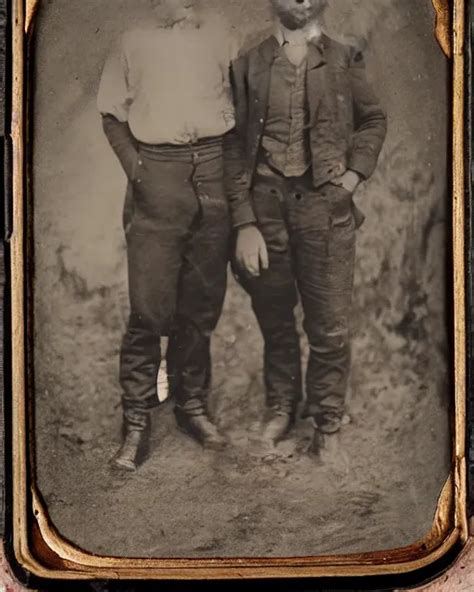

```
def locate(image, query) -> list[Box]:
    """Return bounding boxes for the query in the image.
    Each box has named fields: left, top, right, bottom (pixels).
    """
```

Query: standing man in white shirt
left=98, top=0, right=238, bottom=471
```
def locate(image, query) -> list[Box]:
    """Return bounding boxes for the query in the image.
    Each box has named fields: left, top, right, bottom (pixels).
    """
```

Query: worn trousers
left=120, top=137, right=230, bottom=429
left=239, top=171, right=356, bottom=434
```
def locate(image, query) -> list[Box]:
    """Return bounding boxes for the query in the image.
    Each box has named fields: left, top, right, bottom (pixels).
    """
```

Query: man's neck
left=275, top=20, right=322, bottom=46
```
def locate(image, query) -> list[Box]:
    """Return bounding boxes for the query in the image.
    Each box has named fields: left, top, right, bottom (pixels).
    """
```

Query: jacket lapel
left=248, top=34, right=328, bottom=131
left=249, top=36, right=278, bottom=118
left=306, top=37, right=327, bottom=127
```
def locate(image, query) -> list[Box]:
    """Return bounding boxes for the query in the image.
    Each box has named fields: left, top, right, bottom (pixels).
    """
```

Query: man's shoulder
left=321, top=33, right=368, bottom=65
left=322, top=34, right=352, bottom=56
left=234, top=31, right=275, bottom=63
left=120, top=25, right=166, bottom=50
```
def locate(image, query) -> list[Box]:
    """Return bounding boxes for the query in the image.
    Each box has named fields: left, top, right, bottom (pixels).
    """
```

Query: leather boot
left=175, top=408, right=227, bottom=451
left=262, top=411, right=293, bottom=444
left=111, top=415, right=151, bottom=472
left=169, top=319, right=225, bottom=449
left=310, top=429, right=348, bottom=472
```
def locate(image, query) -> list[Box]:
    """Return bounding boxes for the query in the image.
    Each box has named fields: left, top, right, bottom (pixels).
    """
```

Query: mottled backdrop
left=32, top=0, right=451, bottom=559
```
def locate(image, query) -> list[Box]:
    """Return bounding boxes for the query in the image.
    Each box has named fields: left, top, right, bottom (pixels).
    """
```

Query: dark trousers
left=120, top=138, right=230, bottom=429
left=239, top=171, right=356, bottom=434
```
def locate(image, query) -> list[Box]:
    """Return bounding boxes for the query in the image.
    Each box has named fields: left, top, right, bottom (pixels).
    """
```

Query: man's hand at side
left=235, top=225, right=269, bottom=278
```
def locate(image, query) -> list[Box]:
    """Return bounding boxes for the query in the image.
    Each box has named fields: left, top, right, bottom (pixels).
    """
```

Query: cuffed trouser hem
left=122, top=406, right=152, bottom=431
left=123, top=395, right=161, bottom=411
left=174, top=403, right=207, bottom=420
left=267, top=400, right=298, bottom=418
left=302, top=410, right=344, bottom=434
left=315, top=424, right=342, bottom=435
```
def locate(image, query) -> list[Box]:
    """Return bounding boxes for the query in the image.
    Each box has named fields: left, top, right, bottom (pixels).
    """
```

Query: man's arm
left=224, top=54, right=269, bottom=277
left=102, top=115, right=138, bottom=181
left=347, top=46, right=388, bottom=181
left=223, top=55, right=257, bottom=228
left=98, top=37, right=139, bottom=180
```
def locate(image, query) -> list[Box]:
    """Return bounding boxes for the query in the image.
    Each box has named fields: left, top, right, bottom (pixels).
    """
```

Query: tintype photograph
left=20, top=0, right=462, bottom=570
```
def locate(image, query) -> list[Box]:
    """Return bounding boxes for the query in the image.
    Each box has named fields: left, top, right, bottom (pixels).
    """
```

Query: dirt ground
left=35, top=269, right=451, bottom=559
left=32, top=0, right=452, bottom=559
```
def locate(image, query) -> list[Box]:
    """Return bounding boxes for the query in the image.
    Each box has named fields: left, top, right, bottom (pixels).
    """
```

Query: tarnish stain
left=25, top=0, right=40, bottom=33
left=432, top=0, right=451, bottom=57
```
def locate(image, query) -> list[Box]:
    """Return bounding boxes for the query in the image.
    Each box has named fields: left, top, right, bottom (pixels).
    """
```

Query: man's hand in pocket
left=235, top=224, right=269, bottom=278
left=330, top=170, right=361, bottom=194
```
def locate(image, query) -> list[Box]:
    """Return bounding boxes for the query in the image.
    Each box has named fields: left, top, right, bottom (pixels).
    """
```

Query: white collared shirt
left=97, top=15, right=238, bottom=145
left=273, top=22, right=322, bottom=57
left=273, top=21, right=322, bottom=67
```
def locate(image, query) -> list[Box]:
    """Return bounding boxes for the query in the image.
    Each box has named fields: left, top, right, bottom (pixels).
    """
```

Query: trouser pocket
left=324, top=183, right=353, bottom=227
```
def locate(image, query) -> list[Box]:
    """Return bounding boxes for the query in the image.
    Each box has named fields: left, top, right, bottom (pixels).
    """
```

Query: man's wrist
left=334, top=169, right=361, bottom=192
left=346, top=169, right=362, bottom=184
left=237, top=222, right=257, bottom=231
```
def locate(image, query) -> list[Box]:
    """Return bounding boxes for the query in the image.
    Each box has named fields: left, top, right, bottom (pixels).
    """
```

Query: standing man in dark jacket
left=225, top=0, right=387, bottom=463
left=98, top=0, right=238, bottom=471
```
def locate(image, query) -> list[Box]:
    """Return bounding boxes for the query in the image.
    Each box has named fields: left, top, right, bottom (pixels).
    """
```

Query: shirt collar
left=273, top=21, right=322, bottom=47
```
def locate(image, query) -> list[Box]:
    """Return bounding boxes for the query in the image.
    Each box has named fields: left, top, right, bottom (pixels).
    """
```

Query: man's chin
left=278, top=13, right=312, bottom=30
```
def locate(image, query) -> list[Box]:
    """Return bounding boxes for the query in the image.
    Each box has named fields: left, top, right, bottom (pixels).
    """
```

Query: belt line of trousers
left=120, top=139, right=230, bottom=430
left=237, top=173, right=356, bottom=434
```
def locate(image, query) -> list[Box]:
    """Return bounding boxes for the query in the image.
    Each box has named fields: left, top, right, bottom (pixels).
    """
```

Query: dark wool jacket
left=224, top=33, right=388, bottom=227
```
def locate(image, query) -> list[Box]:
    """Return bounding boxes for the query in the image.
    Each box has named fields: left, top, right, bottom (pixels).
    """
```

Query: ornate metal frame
left=6, top=0, right=469, bottom=581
